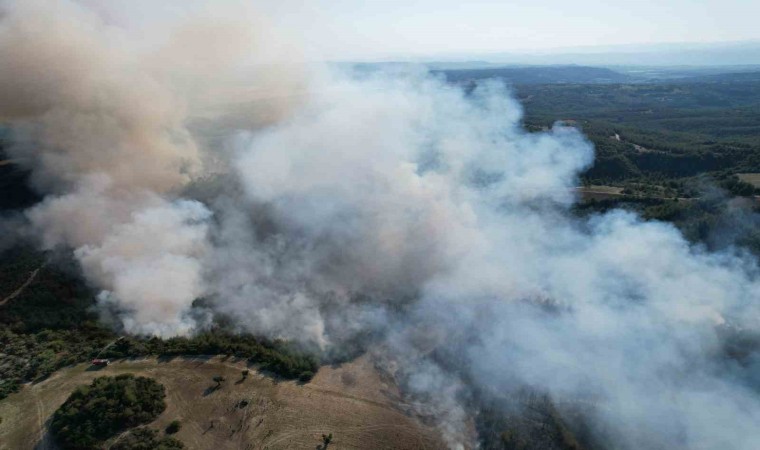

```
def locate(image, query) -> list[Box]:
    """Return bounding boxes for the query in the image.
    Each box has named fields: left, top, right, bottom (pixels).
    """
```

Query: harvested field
left=0, top=355, right=445, bottom=450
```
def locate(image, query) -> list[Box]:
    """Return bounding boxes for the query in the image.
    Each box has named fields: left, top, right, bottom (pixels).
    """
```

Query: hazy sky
left=84, top=0, right=760, bottom=60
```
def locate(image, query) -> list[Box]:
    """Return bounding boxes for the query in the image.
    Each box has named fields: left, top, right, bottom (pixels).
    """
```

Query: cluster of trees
left=50, top=374, right=167, bottom=449
left=0, top=325, right=115, bottom=399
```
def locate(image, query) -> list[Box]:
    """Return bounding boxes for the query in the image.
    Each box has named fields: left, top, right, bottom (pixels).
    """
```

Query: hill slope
left=0, top=355, right=445, bottom=450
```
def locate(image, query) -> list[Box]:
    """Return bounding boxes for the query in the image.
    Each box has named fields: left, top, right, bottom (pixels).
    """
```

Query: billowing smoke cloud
left=3, top=1, right=760, bottom=449
left=208, top=69, right=760, bottom=448
left=0, top=0, right=304, bottom=335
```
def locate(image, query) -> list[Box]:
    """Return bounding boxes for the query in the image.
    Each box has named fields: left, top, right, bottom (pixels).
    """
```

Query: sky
left=82, top=0, right=760, bottom=60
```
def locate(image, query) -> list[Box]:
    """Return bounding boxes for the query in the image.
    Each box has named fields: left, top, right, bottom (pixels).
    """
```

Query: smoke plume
left=3, top=1, right=760, bottom=449
left=0, top=0, right=303, bottom=335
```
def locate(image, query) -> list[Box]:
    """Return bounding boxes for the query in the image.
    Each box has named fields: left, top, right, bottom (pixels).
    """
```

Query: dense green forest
left=439, top=66, right=760, bottom=190
left=515, top=78, right=760, bottom=185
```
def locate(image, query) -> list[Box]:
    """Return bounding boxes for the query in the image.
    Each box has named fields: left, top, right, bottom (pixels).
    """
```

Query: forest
left=509, top=73, right=760, bottom=183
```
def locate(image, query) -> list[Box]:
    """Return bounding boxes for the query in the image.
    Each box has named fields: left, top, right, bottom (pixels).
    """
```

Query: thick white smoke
left=210, top=69, right=760, bottom=448
left=0, top=0, right=303, bottom=336
left=3, top=1, right=760, bottom=448
left=213, top=73, right=592, bottom=345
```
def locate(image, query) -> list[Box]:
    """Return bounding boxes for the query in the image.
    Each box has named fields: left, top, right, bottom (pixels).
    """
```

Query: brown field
left=0, top=355, right=445, bottom=450
left=575, top=185, right=625, bottom=201
left=737, top=173, right=760, bottom=188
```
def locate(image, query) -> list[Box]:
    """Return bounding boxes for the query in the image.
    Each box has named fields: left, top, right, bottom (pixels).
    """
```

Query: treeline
left=101, top=332, right=318, bottom=380
left=0, top=326, right=318, bottom=400
left=438, top=66, right=632, bottom=85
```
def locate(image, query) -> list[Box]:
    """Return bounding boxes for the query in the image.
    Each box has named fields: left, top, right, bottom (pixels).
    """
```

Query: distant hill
left=431, top=41, right=760, bottom=67
left=674, top=70, right=760, bottom=84
left=435, top=65, right=634, bottom=85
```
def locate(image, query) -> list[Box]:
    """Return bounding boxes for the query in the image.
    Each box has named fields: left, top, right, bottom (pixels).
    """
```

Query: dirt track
left=0, top=355, right=445, bottom=450
left=0, top=265, right=42, bottom=306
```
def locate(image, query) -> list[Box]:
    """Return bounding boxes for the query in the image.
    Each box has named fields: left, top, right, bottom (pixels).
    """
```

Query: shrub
left=298, top=371, right=315, bottom=382
left=165, top=420, right=181, bottom=434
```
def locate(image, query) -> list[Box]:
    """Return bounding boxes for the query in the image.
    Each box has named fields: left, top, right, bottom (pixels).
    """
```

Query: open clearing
left=737, top=173, right=760, bottom=188
left=575, top=185, right=625, bottom=201
left=0, top=355, right=444, bottom=450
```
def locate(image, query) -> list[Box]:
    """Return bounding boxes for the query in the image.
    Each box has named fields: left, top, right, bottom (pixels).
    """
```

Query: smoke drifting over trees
left=0, top=0, right=303, bottom=335
left=2, top=1, right=760, bottom=448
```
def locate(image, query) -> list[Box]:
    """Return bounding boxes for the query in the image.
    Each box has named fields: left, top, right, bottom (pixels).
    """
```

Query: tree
left=212, top=375, right=225, bottom=389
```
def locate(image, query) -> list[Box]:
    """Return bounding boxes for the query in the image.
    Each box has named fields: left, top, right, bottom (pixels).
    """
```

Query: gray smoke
left=3, top=1, right=760, bottom=449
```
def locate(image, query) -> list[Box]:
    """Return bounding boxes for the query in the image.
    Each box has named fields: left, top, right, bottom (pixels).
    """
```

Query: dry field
left=0, top=355, right=445, bottom=450
left=575, top=185, right=625, bottom=201
left=737, top=173, right=760, bottom=188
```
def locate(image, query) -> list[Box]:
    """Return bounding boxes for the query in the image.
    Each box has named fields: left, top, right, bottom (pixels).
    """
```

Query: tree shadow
left=33, top=417, right=55, bottom=450
left=202, top=385, right=220, bottom=397
left=157, top=354, right=215, bottom=364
